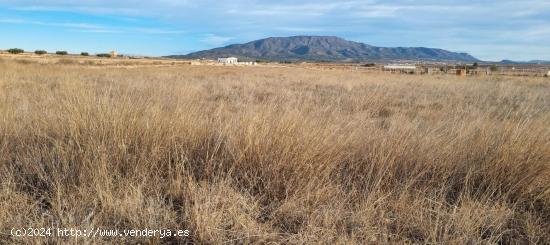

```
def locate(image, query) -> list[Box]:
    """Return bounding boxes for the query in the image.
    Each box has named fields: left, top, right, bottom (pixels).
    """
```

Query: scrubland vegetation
left=96, top=53, right=112, bottom=58
left=34, top=50, right=47, bottom=55
left=0, top=58, right=549, bottom=244
left=6, top=48, right=24, bottom=54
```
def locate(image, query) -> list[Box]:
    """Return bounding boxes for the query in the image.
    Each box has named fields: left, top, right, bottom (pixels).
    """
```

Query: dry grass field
left=1, top=57, right=549, bottom=244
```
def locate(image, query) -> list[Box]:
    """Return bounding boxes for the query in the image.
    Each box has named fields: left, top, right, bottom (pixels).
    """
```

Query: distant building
left=238, top=61, right=257, bottom=66
left=383, top=65, right=417, bottom=73
left=421, top=67, right=439, bottom=75
left=218, top=57, right=238, bottom=65
left=110, top=51, right=118, bottom=58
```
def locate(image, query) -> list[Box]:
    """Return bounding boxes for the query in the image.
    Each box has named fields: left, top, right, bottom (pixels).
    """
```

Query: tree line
left=4, top=48, right=113, bottom=57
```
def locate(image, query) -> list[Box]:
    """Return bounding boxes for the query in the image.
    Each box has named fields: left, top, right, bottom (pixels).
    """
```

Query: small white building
left=218, top=57, right=238, bottom=65
left=383, top=65, right=417, bottom=73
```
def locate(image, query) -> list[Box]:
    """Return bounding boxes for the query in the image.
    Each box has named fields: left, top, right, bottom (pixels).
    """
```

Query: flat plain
left=1, top=56, right=549, bottom=244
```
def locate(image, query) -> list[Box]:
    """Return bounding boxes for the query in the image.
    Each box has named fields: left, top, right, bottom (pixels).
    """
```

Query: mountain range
left=169, top=36, right=480, bottom=62
left=498, top=59, right=550, bottom=65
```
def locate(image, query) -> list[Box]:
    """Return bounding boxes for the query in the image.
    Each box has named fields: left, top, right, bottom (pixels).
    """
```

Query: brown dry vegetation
left=0, top=58, right=549, bottom=244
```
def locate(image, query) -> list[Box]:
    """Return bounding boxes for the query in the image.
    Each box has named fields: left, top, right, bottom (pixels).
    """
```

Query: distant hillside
left=169, top=36, right=479, bottom=62
left=499, top=59, right=550, bottom=65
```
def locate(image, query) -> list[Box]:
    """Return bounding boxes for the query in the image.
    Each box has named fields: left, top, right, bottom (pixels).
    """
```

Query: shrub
left=34, top=50, right=47, bottom=55
left=81, top=52, right=89, bottom=56
left=96, top=53, right=112, bottom=58
left=56, top=51, right=68, bottom=55
left=7, top=48, right=24, bottom=54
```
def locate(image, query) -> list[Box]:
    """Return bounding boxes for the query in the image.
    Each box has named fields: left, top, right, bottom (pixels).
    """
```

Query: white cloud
left=201, top=34, right=233, bottom=46
left=274, top=26, right=325, bottom=32
left=0, top=17, right=186, bottom=34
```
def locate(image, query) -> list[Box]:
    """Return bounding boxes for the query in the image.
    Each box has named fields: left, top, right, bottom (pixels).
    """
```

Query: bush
left=81, top=52, right=89, bottom=56
left=56, top=51, right=68, bottom=55
left=96, top=53, right=112, bottom=58
left=7, top=48, right=24, bottom=54
left=35, top=50, right=47, bottom=55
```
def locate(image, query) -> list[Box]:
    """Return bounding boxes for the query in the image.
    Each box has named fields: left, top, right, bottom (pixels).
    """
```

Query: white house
left=218, top=57, right=238, bottom=65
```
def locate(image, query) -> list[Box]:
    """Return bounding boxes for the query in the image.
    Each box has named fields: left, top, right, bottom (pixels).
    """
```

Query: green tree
left=7, top=48, right=24, bottom=54
left=96, top=53, right=112, bottom=58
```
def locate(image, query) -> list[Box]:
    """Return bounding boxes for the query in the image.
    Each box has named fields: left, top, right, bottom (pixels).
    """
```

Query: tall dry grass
left=0, top=59, right=549, bottom=244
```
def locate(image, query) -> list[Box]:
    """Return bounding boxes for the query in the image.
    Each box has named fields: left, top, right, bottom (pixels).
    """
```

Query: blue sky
left=0, top=0, right=549, bottom=61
